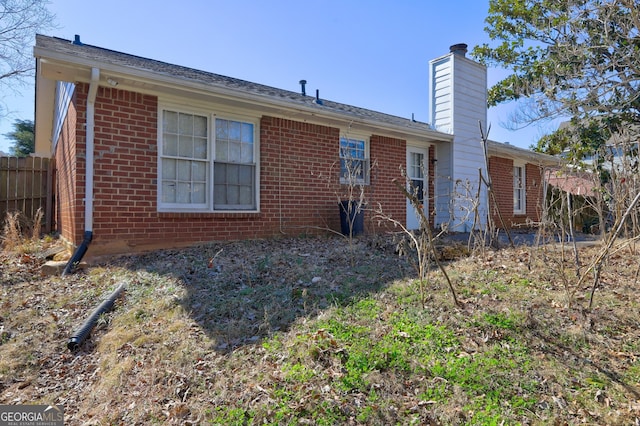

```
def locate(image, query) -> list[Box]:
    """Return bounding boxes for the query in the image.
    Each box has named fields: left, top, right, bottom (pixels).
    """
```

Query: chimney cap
left=449, top=43, right=468, bottom=56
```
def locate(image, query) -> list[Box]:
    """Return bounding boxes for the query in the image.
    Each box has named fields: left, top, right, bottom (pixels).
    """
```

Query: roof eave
left=34, top=44, right=452, bottom=144
left=487, top=140, right=559, bottom=166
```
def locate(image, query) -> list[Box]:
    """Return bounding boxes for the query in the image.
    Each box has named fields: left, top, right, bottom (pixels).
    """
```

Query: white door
left=406, top=146, right=428, bottom=230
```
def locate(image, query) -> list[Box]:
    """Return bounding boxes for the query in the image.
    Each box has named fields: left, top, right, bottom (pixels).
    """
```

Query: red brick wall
left=488, top=156, right=513, bottom=227
left=59, top=85, right=408, bottom=256
left=369, top=135, right=406, bottom=228
left=259, top=116, right=341, bottom=233
left=54, top=88, right=80, bottom=247
left=91, top=86, right=158, bottom=251
left=488, top=155, right=544, bottom=228
left=525, top=163, right=543, bottom=225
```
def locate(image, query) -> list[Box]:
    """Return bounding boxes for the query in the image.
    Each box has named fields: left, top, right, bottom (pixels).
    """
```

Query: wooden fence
left=0, top=156, right=54, bottom=233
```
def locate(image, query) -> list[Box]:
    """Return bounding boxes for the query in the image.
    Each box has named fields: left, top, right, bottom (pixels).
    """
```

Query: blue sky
left=0, top=0, right=562, bottom=154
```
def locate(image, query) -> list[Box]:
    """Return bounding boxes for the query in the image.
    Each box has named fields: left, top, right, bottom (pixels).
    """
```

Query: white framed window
left=158, top=106, right=258, bottom=212
left=213, top=117, right=256, bottom=210
left=408, top=151, right=426, bottom=203
left=513, top=164, right=525, bottom=214
left=339, top=136, right=370, bottom=184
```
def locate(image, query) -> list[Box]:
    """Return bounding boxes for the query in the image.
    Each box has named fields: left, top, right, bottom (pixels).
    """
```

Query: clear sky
left=0, top=0, right=563, bottom=154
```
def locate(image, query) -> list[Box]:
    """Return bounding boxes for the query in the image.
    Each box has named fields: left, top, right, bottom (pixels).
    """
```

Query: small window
left=339, top=137, right=369, bottom=184
left=513, top=165, right=525, bottom=214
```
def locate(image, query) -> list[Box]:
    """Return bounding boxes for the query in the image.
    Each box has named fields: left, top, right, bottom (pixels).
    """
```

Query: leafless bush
left=1, top=208, right=46, bottom=254
left=535, top=127, right=640, bottom=309
left=1, top=211, right=22, bottom=253
left=375, top=168, right=460, bottom=307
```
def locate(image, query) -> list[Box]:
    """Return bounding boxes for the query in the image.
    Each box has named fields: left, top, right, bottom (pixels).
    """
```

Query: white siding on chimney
left=430, top=50, right=488, bottom=231
left=431, top=58, right=454, bottom=134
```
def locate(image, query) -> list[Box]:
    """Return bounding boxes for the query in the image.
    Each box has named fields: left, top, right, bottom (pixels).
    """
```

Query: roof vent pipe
left=449, top=43, right=468, bottom=56
left=73, top=35, right=83, bottom=46
left=315, top=89, right=323, bottom=105
left=299, top=80, right=307, bottom=96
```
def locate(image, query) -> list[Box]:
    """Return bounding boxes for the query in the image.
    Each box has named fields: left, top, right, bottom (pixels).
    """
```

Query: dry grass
left=1, top=209, right=46, bottom=254
left=1, top=232, right=639, bottom=425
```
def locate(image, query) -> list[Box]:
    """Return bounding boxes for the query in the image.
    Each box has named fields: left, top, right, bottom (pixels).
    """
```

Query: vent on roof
left=299, top=80, right=307, bottom=96
left=73, top=35, right=83, bottom=46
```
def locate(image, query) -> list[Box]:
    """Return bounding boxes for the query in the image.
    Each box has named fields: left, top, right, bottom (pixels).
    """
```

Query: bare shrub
left=31, top=208, right=43, bottom=241
left=1, top=211, right=22, bottom=253
left=375, top=168, right=460, bottom=307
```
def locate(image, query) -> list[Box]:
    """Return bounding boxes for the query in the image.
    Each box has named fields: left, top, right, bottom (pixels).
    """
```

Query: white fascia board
left=487, top=140, right=559, bottom=166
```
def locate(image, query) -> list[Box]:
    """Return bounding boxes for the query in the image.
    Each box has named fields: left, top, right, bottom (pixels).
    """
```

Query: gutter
left=62, top=67, right=99, bottom=276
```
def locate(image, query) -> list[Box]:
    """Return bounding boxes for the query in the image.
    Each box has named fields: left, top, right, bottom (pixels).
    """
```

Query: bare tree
left=0, top=0, right=55, bottom=113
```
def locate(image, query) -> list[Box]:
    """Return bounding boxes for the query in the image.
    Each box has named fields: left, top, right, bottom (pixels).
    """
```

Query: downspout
left=63, top=67, right=100, bottom=276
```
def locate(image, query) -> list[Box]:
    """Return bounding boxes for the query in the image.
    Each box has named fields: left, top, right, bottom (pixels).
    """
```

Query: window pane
left=214, top=163, right=225, bottom=182
left=179, top=113, right=193, bottom=135
left=214, top=184, right=226, bottom=205
left=163, top=134, right=178, bottom=156
left=241, top=143, right=253, bottom=163
left=194, top=137, right=207, bottom=159
left=162, top=158, right=176, bottom=179
left=176, top=183, right=191, bottom=203
left=178, top=135, right=194, bottom=158
left=177, top=160, right=191, bottom=181
left=163, top=111, right=178, bottom=133
left=241, top=122, right=253, bottom=143
left=227, top=185, right=240, bottom=204
left=412, top=179, right=425, bottom=202
left=229, top=142, right=241, bottom=162
left=192, top=161, right=206, bottom=181
left=354, top=159, right=364, bottom=179
left=216, top=119, right=228, bottom=140
left=239, top=165, right=252, bottom=185
left=410, top=153, right=424, bottom=179
left=162, top=182, right=176, bottom=203
left=216, top=140, right=228, bottom=161
left=194, top=115, right=207, bottom=137
left=229, top=121, right=241, bottom=141
left=192, top=183, right=206, bottom=203
left=226, top=164, right=239, bottom=184
left=239, top=186, right=252, bottom=205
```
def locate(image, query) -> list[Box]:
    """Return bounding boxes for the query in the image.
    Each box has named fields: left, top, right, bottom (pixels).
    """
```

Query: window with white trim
left=339, top=136, right=369, bottom=184
left=513, top=164, right=525, bottom=214
left=158, top=107, right=258, bottom=212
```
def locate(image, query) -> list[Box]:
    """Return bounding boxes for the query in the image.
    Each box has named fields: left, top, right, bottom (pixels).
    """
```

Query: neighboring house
left=33, top=35, right=556, bottom=258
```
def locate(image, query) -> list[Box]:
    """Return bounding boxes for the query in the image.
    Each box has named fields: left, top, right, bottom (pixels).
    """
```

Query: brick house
left=33, top=35, right=556, bottom=259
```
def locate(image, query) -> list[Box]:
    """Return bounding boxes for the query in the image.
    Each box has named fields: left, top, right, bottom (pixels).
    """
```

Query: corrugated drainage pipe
left=67, top=282, right=126, bottom=351
left=61, top=231, right=93, bottom=276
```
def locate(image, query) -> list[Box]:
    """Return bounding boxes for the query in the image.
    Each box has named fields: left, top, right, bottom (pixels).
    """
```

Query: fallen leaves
left=1, top=235, right=640, bottom=424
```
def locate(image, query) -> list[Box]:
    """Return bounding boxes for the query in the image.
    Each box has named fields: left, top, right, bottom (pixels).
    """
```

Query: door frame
left=406, top=145, right=430, bottom=230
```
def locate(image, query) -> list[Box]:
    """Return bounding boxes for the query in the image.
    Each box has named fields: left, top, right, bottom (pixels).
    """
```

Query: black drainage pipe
left=67, top=282, right=127, bottom=351
left=62, top=231, right=93, bottom=276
